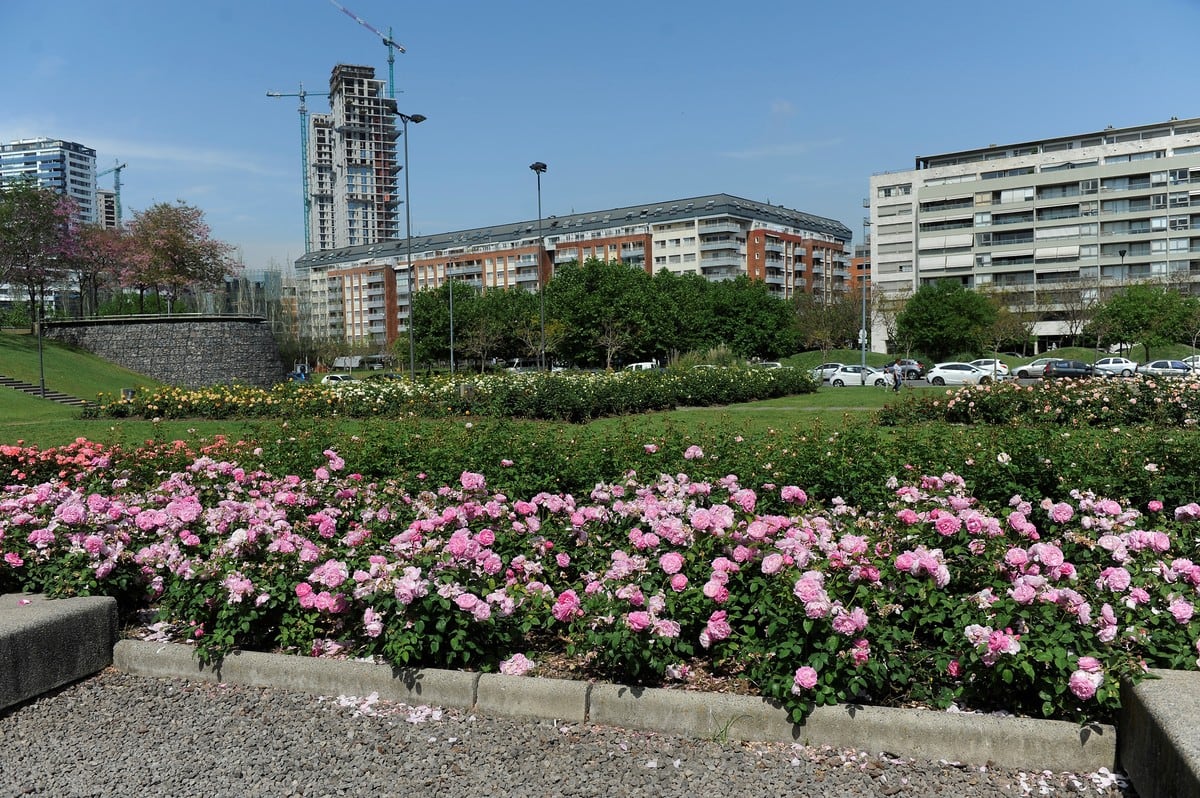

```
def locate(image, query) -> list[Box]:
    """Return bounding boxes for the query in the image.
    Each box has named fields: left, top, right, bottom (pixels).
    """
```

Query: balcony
left=698, top=220, right=743, bottom=235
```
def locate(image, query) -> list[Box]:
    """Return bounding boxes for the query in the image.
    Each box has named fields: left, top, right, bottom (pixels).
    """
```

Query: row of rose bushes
left=885, top=373, right=1200, bottom=428
left=3, top=443, right=1199, bottom=724
left=7, top=408, right=1200, bottom=516
left=81, top=367, right=816, bottom=423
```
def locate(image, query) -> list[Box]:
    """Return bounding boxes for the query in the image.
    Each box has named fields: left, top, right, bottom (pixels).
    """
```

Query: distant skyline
left=5, top=0, right=1200, bottom=272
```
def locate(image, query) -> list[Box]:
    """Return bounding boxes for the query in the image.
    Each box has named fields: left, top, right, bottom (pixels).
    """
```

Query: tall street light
left=530, top=161, right=547, bottom=370
left=398, top=112, right=426, bottom=379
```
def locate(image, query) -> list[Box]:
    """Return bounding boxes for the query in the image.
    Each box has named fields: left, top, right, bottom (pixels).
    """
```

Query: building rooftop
left=296, top=192, right=852, bottom=268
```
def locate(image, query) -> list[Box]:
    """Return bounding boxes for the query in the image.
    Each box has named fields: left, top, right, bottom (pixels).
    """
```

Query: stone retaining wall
left=45, top=316, right=285, bottom=389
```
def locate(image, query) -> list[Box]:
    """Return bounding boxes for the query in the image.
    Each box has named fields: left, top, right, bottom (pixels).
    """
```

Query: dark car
left=1043, top=359, right=1096, bottom=379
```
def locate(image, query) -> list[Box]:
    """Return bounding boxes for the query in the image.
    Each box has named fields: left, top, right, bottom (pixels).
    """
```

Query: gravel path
left=0, top=670, right=1136, bottom=798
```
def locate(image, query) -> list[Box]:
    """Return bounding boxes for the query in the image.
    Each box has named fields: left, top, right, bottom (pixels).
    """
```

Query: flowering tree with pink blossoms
left=124, top=201, right=237, bottom=313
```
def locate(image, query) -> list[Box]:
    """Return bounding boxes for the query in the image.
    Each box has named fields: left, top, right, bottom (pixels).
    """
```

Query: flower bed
left=3, top=443, right=1198, bottom=725
left=885, top=374, right=1200, bottom=428
left=81, top=367, right=816, bottom=423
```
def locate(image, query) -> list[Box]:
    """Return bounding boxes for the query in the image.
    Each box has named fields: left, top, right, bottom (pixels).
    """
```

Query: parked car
left=895, top=359, right=925, bottom=380
left=754, top=361, right=783, bottom=370
left=320, top=373, right=354, bottom=385
left=1013, top=358, right=1058, bottom=379
left=924, top=362, right=993, bottom=386
left=1092, top=356, right=1139, bottom=377
left=1138, top=359, right=1192, bottom=378
left=810, top=362, right=844, bottom=382
left=1043, top=360, right=1096, bottom=379
left=968, top=358, right=1010, bottom=377
left=1183, top=355, right=1200, bottom=371
left=624, top=361, right=660, bottom=372
left=829, top=365, right=889, bottom=387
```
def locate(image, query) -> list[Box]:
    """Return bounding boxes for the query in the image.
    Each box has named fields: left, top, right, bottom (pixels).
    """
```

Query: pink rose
left=659, top=551, right=684, bottom=575
left=669, top=573, right=688, bottom=592
left=625, top=611, right=652, bottom=632
left=791, top=666, right=818, bottom=693
left=1069, top=669, right=1103, bottom=700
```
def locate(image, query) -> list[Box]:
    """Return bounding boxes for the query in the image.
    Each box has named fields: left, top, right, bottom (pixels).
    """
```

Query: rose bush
left=884, top=374, right=1200, bottom=429
left=3, top=442, right=1199, bottom=725
left=82, top=367, right=817, bottom=423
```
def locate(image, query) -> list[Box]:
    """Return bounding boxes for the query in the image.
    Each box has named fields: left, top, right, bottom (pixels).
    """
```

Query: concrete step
left=0, top=593, right=117, bottom=711
left=0, top=374, right=89, bottom=407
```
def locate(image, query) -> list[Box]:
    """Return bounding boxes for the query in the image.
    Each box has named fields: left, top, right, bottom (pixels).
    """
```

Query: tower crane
left=267, top=83, right=330, bottom=254
left=96, top=160, right=127, bottom=225
left=327, top=0, right=404, bottom=99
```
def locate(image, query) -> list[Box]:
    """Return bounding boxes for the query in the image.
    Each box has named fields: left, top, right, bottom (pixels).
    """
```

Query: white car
left=1092, top=356, right=1139, bottom=377
left=320, top=373, right=354, bottom=385
left=829, top=365, right=889, bottom=387
left=968, top=358, right=1010, bottom=377
left=810, top=362, right=844, bottom=382
left=925, top=362, right=995, bottom=386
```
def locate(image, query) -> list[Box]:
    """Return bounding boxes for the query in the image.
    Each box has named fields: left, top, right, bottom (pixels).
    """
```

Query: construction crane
left=96, top=160, right=127, bottom=225
left=327, top=0, right=404, bottom=99
left=267, top=83, right=329, bottom=254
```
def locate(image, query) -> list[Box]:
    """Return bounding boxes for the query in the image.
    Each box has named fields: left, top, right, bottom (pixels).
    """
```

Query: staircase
left=0, top=374, right=89, bottom=407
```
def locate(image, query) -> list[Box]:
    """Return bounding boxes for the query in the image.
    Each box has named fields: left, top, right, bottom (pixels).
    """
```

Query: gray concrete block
left=588, top=681, right=1115, bottom=773
left=113, top=640, right=479, bottom=710
left=0, top=593, right=117, bottom=712
left=589, top=683, right=794, bottom=742
left=477, top=673, right=588, bottom=722
left=1118, top=669, right=1200, bottom=798
left=800, top=703, right=1116, bottom=773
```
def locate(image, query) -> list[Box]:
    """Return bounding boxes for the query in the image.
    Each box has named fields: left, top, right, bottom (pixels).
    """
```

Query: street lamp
left=1118, top=248, right=1127, bottom=285
left=529, top=161, right=547, bottom=370
left=399, top=111, right=427, bottom=379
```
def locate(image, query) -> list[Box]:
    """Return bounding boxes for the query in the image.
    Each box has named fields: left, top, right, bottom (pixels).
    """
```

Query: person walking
left=891, top=358, right=903, bottom=392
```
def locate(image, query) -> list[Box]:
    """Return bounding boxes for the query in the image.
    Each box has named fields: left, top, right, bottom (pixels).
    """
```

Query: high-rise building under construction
left=307, top=64, right=399, bottom=251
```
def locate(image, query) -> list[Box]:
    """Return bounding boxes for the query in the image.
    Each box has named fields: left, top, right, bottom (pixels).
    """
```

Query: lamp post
left=398, top=112, right=426, bottom=379
left=448, top=267, right=456, bottom=374
left=529, top=161, right=547, bottom=370
left=1118, top=248, right=1127, bottom=285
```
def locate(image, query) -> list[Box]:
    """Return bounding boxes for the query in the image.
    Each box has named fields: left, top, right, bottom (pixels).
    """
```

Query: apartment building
left=869, top=117, right=1200, bottom=351
left=307, top=64, right=399, bottom=252
left=0, top=138, right=97, bottom=224
left=294, top=193, right=852, bottom=345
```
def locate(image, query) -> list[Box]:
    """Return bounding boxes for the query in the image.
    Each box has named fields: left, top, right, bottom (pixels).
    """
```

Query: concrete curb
left=1118, top=669, right=1200, bottom=798
left=113, top=639, right=1115, bottom=773
left=0, top=593, right=116, bottom=712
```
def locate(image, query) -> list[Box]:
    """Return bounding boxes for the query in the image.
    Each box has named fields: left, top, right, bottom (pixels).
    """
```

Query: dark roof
left=296, top=192, right=851, bottom=268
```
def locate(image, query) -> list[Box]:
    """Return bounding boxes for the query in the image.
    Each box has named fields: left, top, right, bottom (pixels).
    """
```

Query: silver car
left=1138, top=359, right=1192, bottom=378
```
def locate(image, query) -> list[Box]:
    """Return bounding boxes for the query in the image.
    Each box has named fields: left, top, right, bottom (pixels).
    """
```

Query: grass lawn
left=0, top=329, right=159, bottom=401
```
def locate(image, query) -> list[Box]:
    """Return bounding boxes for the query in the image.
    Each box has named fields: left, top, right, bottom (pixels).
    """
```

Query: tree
left=793, top=290, right=861, bottom=354
left=896, top=280, right=997, bottom=362
left=72, top=224, right=134, bottom=317
left=709, top=276, right=797, bottom=359
left=873, top=286, right=914, bottom=355
left=546, top=258, right=658, bottom=368
left=125, top=201, right=237, bottom=312
left=0, top=179, right=78, bottom=328
left=1086, top=283, right=1199, bottom=360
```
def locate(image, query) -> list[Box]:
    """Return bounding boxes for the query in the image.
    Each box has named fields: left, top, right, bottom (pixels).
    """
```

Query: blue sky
left=6, top=0, right=1200, bottom=271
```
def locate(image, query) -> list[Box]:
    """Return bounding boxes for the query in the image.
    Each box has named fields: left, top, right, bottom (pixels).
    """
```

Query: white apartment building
left=869, top=117, right=1200, bottom=352
left=0, top=138, right=98, bottom=224
left=307, top=64, right=399, bottom=252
